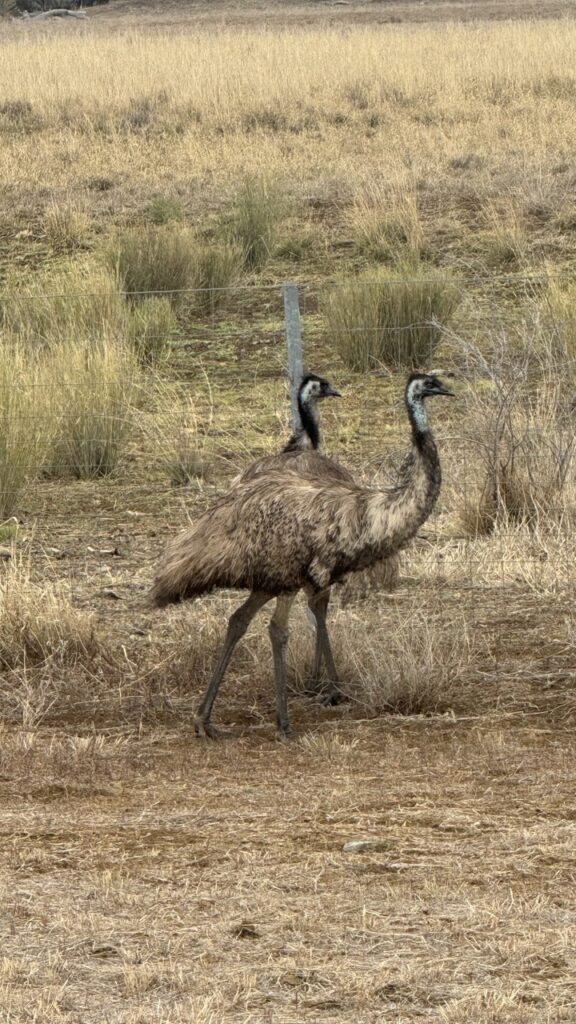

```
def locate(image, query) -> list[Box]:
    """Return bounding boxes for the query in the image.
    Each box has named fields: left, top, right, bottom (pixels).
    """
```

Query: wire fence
left=1, top=276, right=576, bottom=600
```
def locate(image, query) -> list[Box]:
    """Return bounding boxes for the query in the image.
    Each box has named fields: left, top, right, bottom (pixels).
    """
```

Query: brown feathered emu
left=152, top=372, right=453, bottom=739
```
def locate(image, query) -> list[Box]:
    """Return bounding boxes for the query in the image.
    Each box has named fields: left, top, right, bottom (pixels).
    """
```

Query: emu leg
left=269, top=595, right=296, bottom=739
left=195, top=590, right=271, bottom=738
left=307, top=589, right=345, bottom=705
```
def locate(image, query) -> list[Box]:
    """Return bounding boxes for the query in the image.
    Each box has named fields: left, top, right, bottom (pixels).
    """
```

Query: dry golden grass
left=1, top=18, right=576, bottom=279
left=1, top=7, right=576, bottom=1023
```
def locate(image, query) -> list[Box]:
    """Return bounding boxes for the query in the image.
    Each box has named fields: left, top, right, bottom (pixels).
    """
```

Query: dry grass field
left=1, top=2, right=576, bottom=1021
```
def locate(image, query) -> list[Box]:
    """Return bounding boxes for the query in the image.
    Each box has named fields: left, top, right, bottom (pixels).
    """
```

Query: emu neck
left=407, top=394, right=429, bottom=441
left=366, top=399, right=441, bottom=555
left=283, top=397, right=320, bottom=453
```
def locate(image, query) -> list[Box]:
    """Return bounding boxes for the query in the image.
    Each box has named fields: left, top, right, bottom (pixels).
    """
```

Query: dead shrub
left=329, top=602, right=476, bottom=715
left=0, top=553, right=98, bottom=671
left=456, top=337, right=576, bottom=535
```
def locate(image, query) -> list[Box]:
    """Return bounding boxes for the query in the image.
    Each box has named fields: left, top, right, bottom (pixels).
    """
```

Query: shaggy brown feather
left=231, top=374, right=399, bottom=597
left=152, top=429, right=439, bottom=607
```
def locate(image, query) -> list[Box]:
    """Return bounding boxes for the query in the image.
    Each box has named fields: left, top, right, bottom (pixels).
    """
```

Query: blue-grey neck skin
left=404, top=377, right=430, bottom=448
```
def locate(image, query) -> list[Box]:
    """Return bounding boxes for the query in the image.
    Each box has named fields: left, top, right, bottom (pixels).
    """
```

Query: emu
left=152, top=372, right=453, bottom=739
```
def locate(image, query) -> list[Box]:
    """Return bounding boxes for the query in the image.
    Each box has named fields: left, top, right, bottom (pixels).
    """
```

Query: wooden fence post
left=282, top=282, right=303, bottom=433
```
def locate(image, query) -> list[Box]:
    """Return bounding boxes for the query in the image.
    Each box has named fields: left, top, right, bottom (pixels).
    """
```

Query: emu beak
left=435, top=381, right=455, bottom=397
left=325, top=385, right=341, bottom=398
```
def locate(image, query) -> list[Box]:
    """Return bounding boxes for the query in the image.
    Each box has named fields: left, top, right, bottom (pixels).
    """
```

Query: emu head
left=298, top=373, right=341, bottom=406
left=405, top=372, right=454, bottom=404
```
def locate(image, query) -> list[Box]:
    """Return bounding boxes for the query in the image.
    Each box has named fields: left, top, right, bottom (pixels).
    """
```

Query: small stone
left=231, top=921, right=260, bottom=939
left=0, top=548, right=12, bottom=561
left=45, top=547, right=65, bottom=559
left=342, top=839, right=390, bottom=854
left=90, top=943, right=120, bottom=958
left=101, top=588, right=122, bottom=601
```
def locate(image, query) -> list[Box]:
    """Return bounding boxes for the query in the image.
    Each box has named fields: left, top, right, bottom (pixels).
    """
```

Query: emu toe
left=276, top=726, right=299, bottom=743
left=306, top=678, right=349, bottom=706
left=194, top=719, right=236, bottom=740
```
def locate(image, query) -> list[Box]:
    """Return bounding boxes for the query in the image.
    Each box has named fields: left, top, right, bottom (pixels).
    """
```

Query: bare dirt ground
left=2, top=715, right=576, bottom=1022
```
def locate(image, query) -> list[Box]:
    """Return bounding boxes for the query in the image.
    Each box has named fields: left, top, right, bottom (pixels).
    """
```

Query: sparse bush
left=109, top=226, right=196, bottom=305
left=128, top=296, right=177, bottom=366
left=147, top=196, right=183, bottom=225
left=0, top=266, right=127, bottom=347
left=192, top=242, right=244, bottom=315
left=324, top=266, right=460, bottom=370
left=46, top=338, right=139, bottom=479
left=44, top=203, right=90, bottom=252
left=0, top=552, right=97, bottom=671
left=227, top=177, right=285, bottom=270
left=141, top=379, right=213, bottom=486
left=349, top=186, right=425, bottom=263
left=0, top=342, right=57, bottom=518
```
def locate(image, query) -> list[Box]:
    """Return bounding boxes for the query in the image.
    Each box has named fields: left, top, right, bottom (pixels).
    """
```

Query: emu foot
left=276, top=726, right=299, bottom=743
left=306, top=678, right=349, bottom=706
left=194, top=718, right=236, bottom=740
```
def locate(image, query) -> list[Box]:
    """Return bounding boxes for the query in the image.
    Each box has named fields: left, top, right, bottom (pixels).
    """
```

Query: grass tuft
left=109, top=226, right=196, bottom=305
left=332, top=603, right=477, bottom=715
left=43, top=203, right=91, bottom=253
left=128, top=295, right=177, bottom=366
left=227, top=176, right=285, bottom=270
left=141, top=378, right=214, bottom=486
left=46, top=338, right=139, bottom=480
left=147, top=196, right=183, bottom=225
left=0, top=552, right=97, bottom=672
left=192, top=242, right=244, bottom=315
left=457, top=336, right=576, bottom=535
left=324, top=266, right=460, bottom=371
left=0, top=342, right=56, bottom=519
left=0, top=266, right=127, bottom=347
left=349, top=184, right=425, bottom=264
